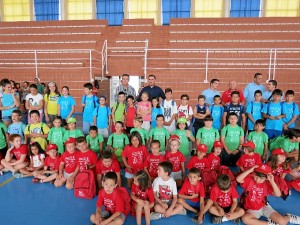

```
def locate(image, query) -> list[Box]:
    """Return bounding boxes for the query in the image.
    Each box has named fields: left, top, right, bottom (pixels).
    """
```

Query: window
left=265, top=0, right=299, bottom=17
left=128, top=0, right=159, bottom=24
left=3, top=0, right=31, bottom=21
left=96, top=0, right=124, bottom=25
left=34, top=0, right=60, bottom=21
left=66, top=0, right=93, bottom=20
left=194, top=0, right=224, bottom=17
left=230, top=0, right=261, bottom=17
left=162, top=0, right=190, bottom=25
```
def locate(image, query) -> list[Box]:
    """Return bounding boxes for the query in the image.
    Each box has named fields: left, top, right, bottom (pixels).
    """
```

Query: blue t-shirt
left=1, top=92, right=18, bottom=117
left=57, top=95, right=76, bottom=119
left=262, top=102, right=287, bottom=131
left=262, top=91, right=284, bottom=102
left=8, top=122, right=26, bottom=141
left=202, top=89, right=220, bottom=105
left=151, top=107, right=163, bottom=128
left=246, top=101, right=263, bottom=131
left=282, top=102, right=299, bottom=128
left=224, top=103, right=245, bottom=127
left=209, top=104, right=224, bottom=130
left=244, top=82, right=265, bottom=106
left=82, top=95, right=99, bottom=122
left=92, top=105, right=112, bottom=129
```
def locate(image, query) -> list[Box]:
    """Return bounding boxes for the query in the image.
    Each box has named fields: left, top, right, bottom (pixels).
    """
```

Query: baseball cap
left=242, top=141, right=256, bottom=150
left=254, top=164, right=272, bottom=175
left=177, top=117, right=187, bottom=124
left=46, top=144, right=57, bottom=151
left=213, top=141, right=223, bottom=148
left=169, top=134, right=180, bottom=143
left=64, top=137, right=76, bottom=145
left=291, top=180, right=300, bottom=192
left=67, top=117, right=76, bottom=124
left=272, top=148, right=286, bottom=156
left=197, top=144, right=208, bottom=153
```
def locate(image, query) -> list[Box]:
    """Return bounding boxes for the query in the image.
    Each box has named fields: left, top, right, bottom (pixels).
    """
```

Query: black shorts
left=222, top=206, right=231, bottom=213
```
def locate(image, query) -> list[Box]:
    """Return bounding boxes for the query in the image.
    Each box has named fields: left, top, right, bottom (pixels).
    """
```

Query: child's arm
left=263, top=143, right=268, bottom=162
left=10, top=154, right=27, bottom=166
left=57, top=104, right=61, bottom=117
left=67, top=105, right=75, bottom=120
left=4, top=146, right=14, bottom=162
left=186, top=130, right=195, bottom=142
left=153, top=191, right=167, bottom=209
left=241, top=113, right=246, bottom=131
left=198, top=197, right=205, bottom=223
left=131, top=192, right=146, bottom=206
left=116, top=172, right=121, bottom=187
left=57, top=162, right=65, bottom=179
left=68, top=166, right=79, bottom=183
left=286, top=150, right=299, bottom=161
left=180, top=162, right=185, bottom=180
left=93, top=116, right=97, bottom=126
left=12, top=90, right=20, bottom=107
left=213, top=201, right=225, bottom=216
left=111, top=107, right=116, bottom=123
left=222, top=112, right=228, bottom=127
left=227, top=198, right=238, bottom=217
left=178, top=193, right=199, bottom=200
left=165, top=113, right=177, bottom=126
left=221, top=136, right=231, bottom=155
left=236, top=166, right=257, bottom=183
left=122, top=155, right=132, bottom=173
left=247, top=113, right=256, bottom=124
left=99, top=141, right=103, bottom=153
left=267, top=174, right=281, bottom=197
left=284, top=114, right=298, bottom=130
left=96, top=174, right=103, bottom=189
left=94, top=207, right=102, bottom=225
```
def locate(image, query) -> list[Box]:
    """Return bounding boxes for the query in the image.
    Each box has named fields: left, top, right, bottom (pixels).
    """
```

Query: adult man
left=137, top=74, right=165, bottom=101
left=34, top=77, right=44, bottom=95
left=202, top=79, right=220, bottom=106
left=262, top=79, right=283, bottom=103
left=243, top=73, right=265, bottom=106
left=222, top=80, right=245, bottom=105
left=114, top=74, right=136, bottom=102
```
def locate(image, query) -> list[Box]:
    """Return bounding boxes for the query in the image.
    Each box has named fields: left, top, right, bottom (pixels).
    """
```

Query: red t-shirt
left=236, top=153, right=262, bottom=171
left=77, top=150, right=98, bottom=172
left=44, top=156, right=61, bottom=171
left=96, top=189, right=125, bottom=214
left=11, top=144, right=29, bottom=162
left=131, top=183, right=155, bottom=202
left=60, top=151, right=78, bottom=174
left=179, top=179, right=205, bottom=202
left=95, top=159, right=120, bottom=175
left=241, top=176, right=273, bottom=210
left=207, top=153, right=220, bottom=170
left=187, top=156, right=209, bottom=172
left=126, top=106, right=137, bottom=127
left=144, top=154, right=165, bottom=178
left=210, top=184, right=239, bottom=208
left=270, top=163, right=291, bottom=177
left=165, top=151, right=186, bottom=172
left=221, top=89, right=245, bottom=105
left=122, top=145, right=148, bottom=174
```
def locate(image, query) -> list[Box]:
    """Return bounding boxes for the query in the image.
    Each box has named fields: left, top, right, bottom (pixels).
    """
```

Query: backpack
left=217, top=165, right=237, bottom=187
left=201, top=169, right=217, bottom=196
left=249, top=101, right=263, bottom=114
left=83, top=95, right=99, bottom=111
left=74, top=169, right=96, bottom=200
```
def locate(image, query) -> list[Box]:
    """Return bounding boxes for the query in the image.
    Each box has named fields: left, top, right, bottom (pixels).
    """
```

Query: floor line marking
left=0, top=176, right=15, bottom=187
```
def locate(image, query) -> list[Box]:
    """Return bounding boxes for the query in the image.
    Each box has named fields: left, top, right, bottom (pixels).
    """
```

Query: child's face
left=294, top=137, right=300, bottom=143
left=127, top=98, right=134, bottom=106
left=133, top=176, right=139, bottom=186
left=178, top=123, right=186, bottom=130
left=267, top=82, right=275, bottom=91
left=231, top=94, right=240, bottom=103
left=3, top=84, right=12, bottom=92
left=214, top=97, right=221, bottom=105
left=89, top=130, right=97, bottom=138
left=31, top=146, right=39, bottom=155
left=204, top=120, right=213, bottom=128
left=254, top=174, right=267, bottom=184
left=118, top=94, right=125, bottom=103
left=170, top=140, right=180, bottom=152
left=214, top=147, right=222, bottom=156
left=152, top=98, right=158, bottom=106
left=76, top=142, right=88, bottom=152
left=131, top=136, right=140, bottom=148
left=254, top=93, right=262, bottom=102
left=273, top=94, right=282, bottom=102
left=228, top=115, right=238, bottom=125
left=99, top=97, right=106, bottom=105
left=141, top=93, right=149, bottom=102
left=48, top=149, right=57, bottom=158
left=115, top=123, right=123, bottom=132
left=12, top=137, right=22, bottom=148
left=198, top=98, right=205, bottom=105
left=62, top=88, right=68, bottom=96
left=48, top=83, right=56, bottom=92
left=53, top=119, right=62, bottom=128
left=102, top=178, right=117, bottom=194
left=30, top=87, right=38, bottom=95
left=102, top=158, right=113, bottom=168
left=157, top=166, right=167, bottom=178
left=286, top=94, right=294, bottom=102
left=151, top=143, right=160, bottom=155
left=255, top=123, right=264, bottom=132
left=133, top=120, right=142, bottom=128
left=277, top=154, right=286, bottom=164
left=244, top=147, right=250, bottom=155
left=197, top=151, right=206, bottom=159
left=181, top=97, right=188, bottom=106
left=84, top=87, right=91, bottom=95
left=23, top=82, right=28, bottom=88
left=11, top=113, right=21, bottom=123
left=65, top=143, right=75, bottom=153
left=68, top=123, right=76, bottom=130
left=165, top=92, right=172, bottom=100
left=188, top=173, right=200, bottom=185
left=156, top=117, right=164, bottom=127
left=30, top=113, right=40, bottom=124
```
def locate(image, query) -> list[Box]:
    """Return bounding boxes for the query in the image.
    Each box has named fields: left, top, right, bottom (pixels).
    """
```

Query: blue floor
left=1, top=172, right=300, bottom=225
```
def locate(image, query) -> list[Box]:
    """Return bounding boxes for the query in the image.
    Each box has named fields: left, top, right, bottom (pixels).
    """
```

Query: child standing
left=93, top=96, right=111, bottom=139
left=151, top=161, right=186, bottom=220
left=248, top=119, right=269, bottom=161
left=86, top=126, right=104, bottom=157
left=187, top=144, right=209, bottom=173
left=7, top=109, right=26, bottom=143
left=57, top=86, right=76, bottom=127
left=122, top=131, right=148, bottom=188
left=125, top=95, right=137, bottom=133
left=177, top=94, right=193, bottom=128
left=151, top=97, right=163, bottom=129
left=162, top=88, right=178, bottom=134
left=47, top=116, right=66, bottom=154
left=112, top=91, right=126, bottom=133
left=44, top=81, right=60, bottom=127
left=193, top=95, right=209, bottom=136
left=63, top=117, right=84, bottom=142
left=246, top=90, right=263, bottom=133
left=131, top=170, right=155, bottom=225
left=130, top=117, right=149, bottom=146
left=82, top=82, right=99, bottom=135
left=25, top=84, right=44, bottom=124
left=236, top=141, right=262, bottom=172
left=137, top=92, right=152, bottom=132
left=282, top=90, right=299, bottom=133
left=209, top=95, right=224, bottom=131
left=207, top=141, right=223, bottom=170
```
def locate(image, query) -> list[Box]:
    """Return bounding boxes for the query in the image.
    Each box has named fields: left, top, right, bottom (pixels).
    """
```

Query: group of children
left=1, top=79, right=300, bottom=225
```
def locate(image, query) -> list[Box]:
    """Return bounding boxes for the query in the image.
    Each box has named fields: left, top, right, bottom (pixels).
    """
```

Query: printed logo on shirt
left=159, top=185, right=172, bottom=201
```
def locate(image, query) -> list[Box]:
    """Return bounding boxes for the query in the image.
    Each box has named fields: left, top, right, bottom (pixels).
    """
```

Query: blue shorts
left=264, top=129, right=282, bottom=139
left=186, top=199, right=200, bottom=209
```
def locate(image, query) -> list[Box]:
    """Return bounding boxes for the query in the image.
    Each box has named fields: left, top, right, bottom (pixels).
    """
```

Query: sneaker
left=14, top=173, right=24, bottom=179
left=233, top=217, right=241, bottom=225
left=191, top=218, right=200, bottom=225
left=2, top=168, right=9, bottom=173
left=287, top=214, right=300, bottom=224
left=212, top=216, right=223, bottom=224
left=268, top=219, right=279, bottom=225
left=150, top=212, right=162, bottom=221
left=178, top=208, right=187, bottom=216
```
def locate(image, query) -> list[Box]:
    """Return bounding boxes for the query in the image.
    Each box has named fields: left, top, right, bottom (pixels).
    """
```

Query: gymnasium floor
left=1, top=171, right=300, bottom=225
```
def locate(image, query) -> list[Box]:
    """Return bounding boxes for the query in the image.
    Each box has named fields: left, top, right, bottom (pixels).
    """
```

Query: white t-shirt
left=31, top=153, right=45, bottom=168
left=26, top=93, right=44, bottom=114
left=177, top=104, right=193, bottom=126
left=152, top=176, right=177, bottom=201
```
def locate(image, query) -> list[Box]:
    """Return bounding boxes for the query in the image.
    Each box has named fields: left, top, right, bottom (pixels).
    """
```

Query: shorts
left=246, top=205, right=276, bottom=219
left=125, top=172, right=134, bottom=179
left=265, top=129, right=282, bottom=139
left=2, top=116, right=11, bottom=123
left=101, top=208, right=126, bottom=221
left=82, top=121, right=94, bottom=135
left=170, top=171, right=183, bottom=180
left=98, top=128, right=109, bottom=138
left=186, top=199, right=200, bottom=209
left=221, top=206, right=231, bottom=213
left=47, top=114, right=57, bottom=124
left=63, top=171, right=74, bottom=179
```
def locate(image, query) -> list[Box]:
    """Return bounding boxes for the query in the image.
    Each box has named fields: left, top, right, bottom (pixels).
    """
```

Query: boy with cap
left=236, top=141, right=262, bottom=172
left=237, top=164, right=300, bottom=225
left=63, top=117, right=84, bottom=142
left=187, top=144, right=209, bottom=173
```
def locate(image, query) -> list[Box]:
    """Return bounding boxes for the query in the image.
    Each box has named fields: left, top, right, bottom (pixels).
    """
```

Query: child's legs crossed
left=242, top=208, right=268, bottom=225
left=177, top=198, right=198, bottom=213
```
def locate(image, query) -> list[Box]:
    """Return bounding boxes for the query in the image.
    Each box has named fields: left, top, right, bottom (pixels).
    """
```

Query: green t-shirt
left=107, top=133, right=129, bottom=149
left=269, top=136, right=299, bottom=153
left=196, top=127, right=220, bottom=153
left=130, top=128, right=149, bottom=145
left=149, top=127, right=170, bottom=152
left=113, top=102, right=126, bottom=122
left=248, top=131, right=268, bottom=156
left=221, top=124, right=244, bottom=151
left=63, top=129, right=84, bottom=142
left=172, top=129, right=194, bottom=156
left=0, top=122, right=8, bottom=149
left=37, top=84, right=44, bottom=95
left=86, top=134, right=104, bottom=152
left=47, top=127, right=66, bottom=154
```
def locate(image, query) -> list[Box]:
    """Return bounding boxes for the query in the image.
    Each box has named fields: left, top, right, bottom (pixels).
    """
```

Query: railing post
left=268, top=49, right=273, bottom=82
left=34, top=50, right=38, bottom=78
left=273, top=49, right=277, bottom=80
left=144, top=39, right=149, bottom=82
left=204, top=49, right=209, bottom=83
left=89, top=49, right=93, bottom=81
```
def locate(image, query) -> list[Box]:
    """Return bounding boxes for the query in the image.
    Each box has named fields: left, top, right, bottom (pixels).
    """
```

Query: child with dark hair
left=8, top=109, right=26, bottom=143
left=151, top=96, right=163, bottom=129
left=236, top=141, right=262, bottom=172
left=137, top=92, right=151, bottom=132
left=112, top=91, right=126, bottom=133
left=162, top=88, right=177, bottom=134
left=177, top=94, right=193, bottom=127
left=75, top=136, right=98, bottom=172
left=246, top=90, right=263, bottom=133
left=125, top=95, right=137, bottom=133
left=58, top=86, right=76, bottom=127
left=207, top=141, right=223, bottom=170
left=44, top=81, right=61, bottom=127
left=130, top=116, right=149, bottom=146
left=193, top=95, right=209, bottom=136
left=47, top=116, right=66, bottom=154
left=209, top=95, right=224, bottom=131
left=283, top=90, right=299, bottom=133
left=86, top=125, right=104, bottom=156
left=25, top=83, right=44, bottom=124
left=93, top=95, right=111, bottom=139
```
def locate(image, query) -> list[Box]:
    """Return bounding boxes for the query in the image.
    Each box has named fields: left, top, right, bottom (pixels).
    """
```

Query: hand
left=45, top=116, right=50, bottom=123
left=217, top=207, right=225, bottom=216
left=68, top=176, right=75, bottom=183
left=126, top=166, right=132, bottom=173
left=27, top=167, right=34, bottom=172
left=190, top=193, right=199, bottom=199
left=269, top=116, right=276, bottom=120
left=136, top=199, right=145, bottom=206
left=164, top=208, right=172, bottom=218
left=162, top=203, right=168, bottom=210
left=225, top=213, right=231, bottom=219
left=267, top=173, right=274, bottom=182
left=262, top=154, right=267, bottom=162
left=95, top=213, right=101, bottom=225
left=283, top=124, right=288, bottom=130
left=186, top=130, right=191, bottom=138
left=81, top=103, right=86, bottom=107
left=249, top=165, right=259, bottom=173
left=57, top=173, right=63, bottom=179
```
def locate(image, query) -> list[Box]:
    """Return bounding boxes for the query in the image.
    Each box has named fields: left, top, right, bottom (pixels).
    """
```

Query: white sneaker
left=2, top=168, right=9, bottom=173
left=268, top=219, right=279, bottom=225
left=287, top=214, right=300, bottom=224
left=178, top=208, right=187, bottom=215
left=150, top=212, right=162, bottom=221
left=14, top=173, right=24, bottom=179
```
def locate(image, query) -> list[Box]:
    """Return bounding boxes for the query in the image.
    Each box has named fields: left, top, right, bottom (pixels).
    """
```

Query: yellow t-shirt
left=25, top=122, right=50, bottom=150
left=44, top=92, right=60, bottom=115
